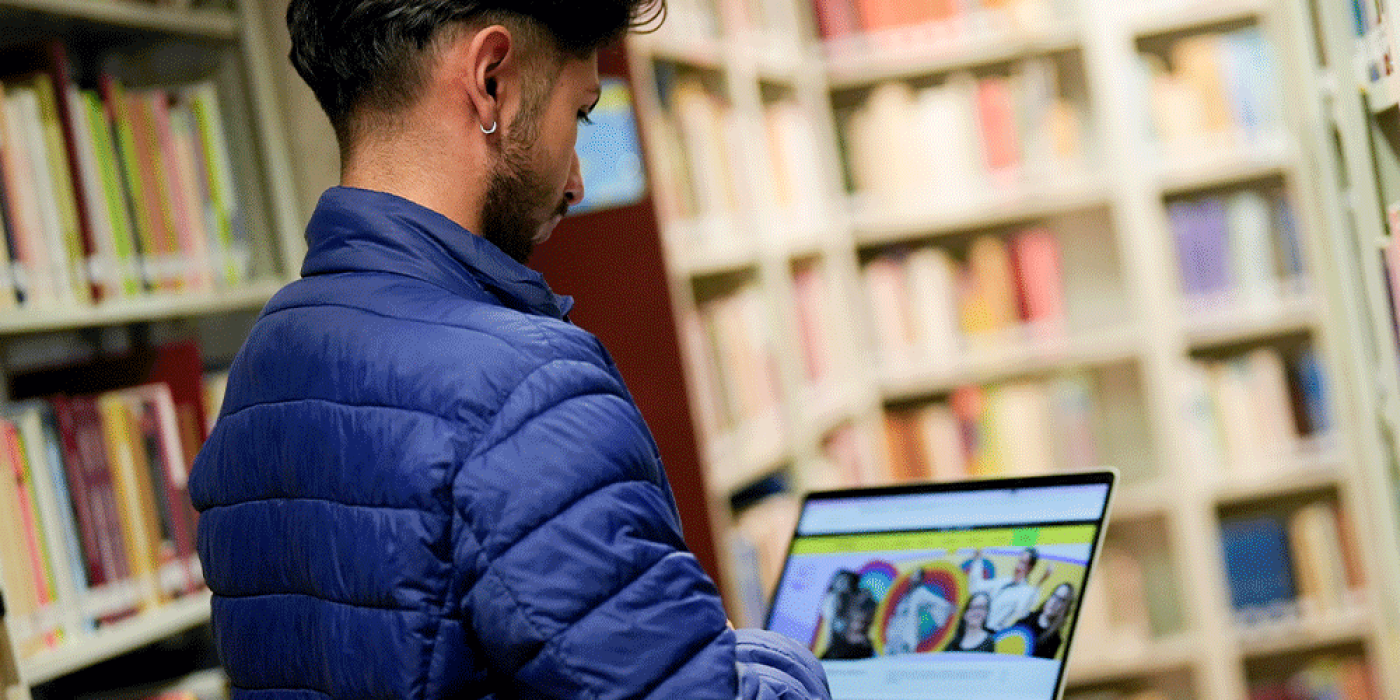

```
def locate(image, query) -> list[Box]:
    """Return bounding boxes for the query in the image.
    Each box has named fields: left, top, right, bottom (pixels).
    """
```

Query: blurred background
left=0, top=0, right=1399, bottom=699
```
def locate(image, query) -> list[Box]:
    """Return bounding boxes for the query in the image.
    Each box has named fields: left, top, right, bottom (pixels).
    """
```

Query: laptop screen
left=764, top=473, right=1115, bottom=700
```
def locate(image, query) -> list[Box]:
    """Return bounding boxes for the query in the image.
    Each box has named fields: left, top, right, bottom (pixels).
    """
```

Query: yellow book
left=96, top=393, right=162, bottom=610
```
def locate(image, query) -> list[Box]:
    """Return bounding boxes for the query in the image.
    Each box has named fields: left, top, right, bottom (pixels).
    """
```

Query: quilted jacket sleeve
left=453, top=354, right=829, bottom=700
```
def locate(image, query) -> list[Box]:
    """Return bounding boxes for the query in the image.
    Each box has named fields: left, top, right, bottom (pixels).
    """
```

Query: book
left=961, top=235, right=1018, bottom=341
left=97, top=391, right=165, bottom=611
left=902, top=245, right=961, bottom=366
left=0, top=420, right=44, bottom=656
left=8, top=401, right=92, bottom=639
left=1219, top=515, right=1297, bottom=625
left=882, top=408, right=928, bottom=483
left=1009, top=227, right=1067, bottom=339
left=790, top=262, right=834, bottom=384
left=863, top=251, right=917, bottom=364
left=147, top=91, right=213, bottom=293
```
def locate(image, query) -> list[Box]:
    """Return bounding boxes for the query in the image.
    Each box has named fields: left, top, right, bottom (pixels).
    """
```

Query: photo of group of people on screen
left=811, top=547, right=1082, bottom=662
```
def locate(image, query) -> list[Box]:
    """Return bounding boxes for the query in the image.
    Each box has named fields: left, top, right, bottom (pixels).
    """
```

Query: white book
left=916, top=403, right=965, bottom=481
left=989, top=382, right=1055, bottom=477
left=10, top=88, right=71, bottom=305
left=1226, top=190, right=1278, bottom=307
left=1209, top=359, right=1269, bottom=479
left=1243, top=347, right=1299, bottom=457
left=65, top=85, right=120, bottom=300
left=903, top=246, right=962, bottom=368
left=1179, top=362, right=1227, bottom=479
left=863, top=254, right=917, bottom=366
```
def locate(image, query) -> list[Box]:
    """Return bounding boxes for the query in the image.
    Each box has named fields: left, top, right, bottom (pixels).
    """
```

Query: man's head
left=1014, top=547, right=1039, bottom=581
left=286, top=0, right=662, bottom=261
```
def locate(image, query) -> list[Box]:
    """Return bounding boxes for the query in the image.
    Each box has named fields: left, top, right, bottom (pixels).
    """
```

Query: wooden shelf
left=21, top=591, right=211, bottom=686
left=0, top=280, right=284, bottom=336
left=824, top=24, right=1080, bottom=90
left=1156, top=139, right=1295, bottom=194
left=704, top=407, right=790, bottom=496
left=879, top=325, right=1140, bottom=401
left=674, top=221, right=762, bottom=277
left=851, top=175, right=1110, bottom=246
left=1181, top=289, right=1318, bottom=348
left=1129, top=0, right=1269, bottom=38
left=0, top=0, right=238, bottom=39
left=1066, top=633, right=1197, bottom=685
left=1211, top=445, right=1345, bottom=505
left=1235, top=606, right=1372, bottom=657
left=631, top=31, right=725, bottom=71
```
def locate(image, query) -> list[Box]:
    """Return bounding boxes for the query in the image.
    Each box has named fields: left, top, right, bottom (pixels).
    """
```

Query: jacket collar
left=300, top=186, right=574, bottom=319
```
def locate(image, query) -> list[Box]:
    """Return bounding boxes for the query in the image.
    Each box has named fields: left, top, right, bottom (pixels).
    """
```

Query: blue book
left=1294, top=348, right=1333, bottom=435
left=1196, top=197, right=1235, bottom=295
left=1219, top=516, right=1296, bottom=619
left=1169, top=200, right=1208, bottom=297
left=1271, top=194, right=1307, bottom=281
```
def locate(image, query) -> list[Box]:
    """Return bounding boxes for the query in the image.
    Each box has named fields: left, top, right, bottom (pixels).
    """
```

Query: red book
left=50, top=394, right=130, bottom=591
left=812, top=0, right=861, bottom=40
left=975, top=77, right=1021, bottom=183
left=1010, top=227, right=1067, bottom=334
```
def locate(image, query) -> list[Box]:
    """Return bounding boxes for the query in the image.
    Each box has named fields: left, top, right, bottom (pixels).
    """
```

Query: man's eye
left=578, top=110, right=594, bottom=125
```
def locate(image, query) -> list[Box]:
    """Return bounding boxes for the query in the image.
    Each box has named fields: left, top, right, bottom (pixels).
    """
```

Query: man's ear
left=464, top=25, right=514, bottom=134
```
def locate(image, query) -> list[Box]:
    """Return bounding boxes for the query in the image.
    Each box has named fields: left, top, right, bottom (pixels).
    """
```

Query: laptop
left=764, top=470, right=1117, bottom=700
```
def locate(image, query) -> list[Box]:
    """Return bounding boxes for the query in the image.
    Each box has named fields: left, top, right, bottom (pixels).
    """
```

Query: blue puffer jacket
left=189, top=187, right=829, bottom=700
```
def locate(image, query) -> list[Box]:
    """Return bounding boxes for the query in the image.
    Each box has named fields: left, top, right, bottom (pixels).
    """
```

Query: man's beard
left=480, top=132, right=566, bottom=264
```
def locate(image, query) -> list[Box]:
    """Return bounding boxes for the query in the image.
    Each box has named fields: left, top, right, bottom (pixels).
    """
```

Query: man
left=883, top=567, right=952, bottom=655
left=187, top=2, right=830, bottom=698
left=967, top=547, right=1054, bottom=631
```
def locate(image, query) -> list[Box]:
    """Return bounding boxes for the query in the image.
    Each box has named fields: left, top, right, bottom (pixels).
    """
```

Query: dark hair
left=287, top=0, right=664, bottom=147
left=948, top=592, right=992, bottom=650
left=1023, top=547, right=1039, bottom=571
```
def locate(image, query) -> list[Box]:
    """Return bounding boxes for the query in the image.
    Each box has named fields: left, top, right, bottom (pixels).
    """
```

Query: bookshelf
left=0, top=0, right=302, bottom=699
left=628, top=0, right=1400, bottom=698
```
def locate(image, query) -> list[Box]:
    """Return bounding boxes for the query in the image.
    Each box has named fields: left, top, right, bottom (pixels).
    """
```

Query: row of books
left=880, top=372, right=1134, bottom=484
left=812, top=0, right=1070, bottom=46
left=0, top=341, right=220, bottom=661
left=0, top=386, right=202, bottom=660
left=649, top=74, right=831, bottom=250
left=762, top=99, right=828, bottom=240
left=862, top=229, right=1071, bottom=369
left=1352, top=0, right=1396, bottom=90
left=1141, top=28, right=1285, bottom=156
left=844, top=67, right=1090, bottom=215
left=1250, top=655, right=1378, bottom=700
left=1220, top=500, right=1365, bottom=628
left=1167, top=187, right=1307, bottom=308
left=682, top=282, right=785, bottom=435
left=1178, top=345, right=1332, bottom=480
left=0, top=42, right=248, bottom=310
left=648, top=74, right=743, bottom=237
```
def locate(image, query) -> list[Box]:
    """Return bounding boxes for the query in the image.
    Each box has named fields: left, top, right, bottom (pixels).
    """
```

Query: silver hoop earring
left=481, top=121, right=497, bottom=135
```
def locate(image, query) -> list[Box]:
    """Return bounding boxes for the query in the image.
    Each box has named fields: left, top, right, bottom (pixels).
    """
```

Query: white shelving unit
left=0, top=1, right=302, bottom=698
left=628, top=0, right=1400, bottom=697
